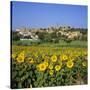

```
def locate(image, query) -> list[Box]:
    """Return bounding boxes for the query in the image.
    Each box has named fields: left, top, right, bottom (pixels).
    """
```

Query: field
left=12, top=40, right=87, bottom=47
left=11, top=44, right=88, bottom=88
left=11, top=1, right=88, bottom=89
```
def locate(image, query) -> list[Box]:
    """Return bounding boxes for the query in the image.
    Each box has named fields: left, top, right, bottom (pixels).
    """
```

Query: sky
left=11, top=1, right=88, bottom=30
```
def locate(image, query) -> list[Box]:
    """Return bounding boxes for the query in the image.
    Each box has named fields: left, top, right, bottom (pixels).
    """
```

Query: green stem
left=18, top=82, right=22, bottom=88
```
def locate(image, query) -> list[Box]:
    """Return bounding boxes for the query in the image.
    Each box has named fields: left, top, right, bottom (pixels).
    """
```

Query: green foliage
left=64, top=39, right=72, bottom=44
left=11, top=54, right=87, bottom=88
left=12, top=31, right=20, bottom=41
left=12, top=40, right=41, bottom=46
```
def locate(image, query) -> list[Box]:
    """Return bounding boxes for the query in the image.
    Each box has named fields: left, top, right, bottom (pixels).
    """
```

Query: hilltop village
left=15, top=26, right=87, bottom=41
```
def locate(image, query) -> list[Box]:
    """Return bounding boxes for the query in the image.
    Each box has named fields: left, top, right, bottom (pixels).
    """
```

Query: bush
left=64, top=39, right=72, bottom=44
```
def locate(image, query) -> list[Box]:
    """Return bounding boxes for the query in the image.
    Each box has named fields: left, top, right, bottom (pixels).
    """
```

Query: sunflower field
left=11, top=45, right=88, bottom=88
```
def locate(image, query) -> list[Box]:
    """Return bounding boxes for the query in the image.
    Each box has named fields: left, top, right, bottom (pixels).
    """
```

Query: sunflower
left=12, top=53, right=16, bottom=59
left=55, top=65, right=61, bottom=71
left=51, top=55, right=57, bottom=62
left=16, top=51, right=25, bottom=63
left=17, top=56, right=24, bottom=63
left=48, top=64, right=53, bottom=70
left=28, top=57, right=34, bottom=64
left=49, top=70, right=54, bottom=76
left=44, top=61, right=49, bottom=67
left=38, top=63, right=47, bottom=71
left=66, top=61, right=74, bottom=68
left=60, top=54, right=68, bottom=61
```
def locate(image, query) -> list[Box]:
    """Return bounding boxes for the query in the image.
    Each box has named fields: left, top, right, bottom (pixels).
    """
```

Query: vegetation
left=11, top=46, right=87, bottom=88
left=12, top=27, right=87, bottom=43
left=12, top=40, right=87, bottom=48
left=11, top=27, right=88, bottom=89
left=12, top=31, right=20, bottom=41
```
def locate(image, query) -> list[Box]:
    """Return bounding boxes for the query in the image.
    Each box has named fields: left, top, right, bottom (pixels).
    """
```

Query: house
left=16, top=28, right=39, bottom=40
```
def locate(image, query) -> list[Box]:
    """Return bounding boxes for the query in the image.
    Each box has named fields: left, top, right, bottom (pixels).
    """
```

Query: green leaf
left=27, top=79, right=31, bottom=83
left=34, top=82, right=38, bottom=87
left=12, top=71, right=17, bottom=79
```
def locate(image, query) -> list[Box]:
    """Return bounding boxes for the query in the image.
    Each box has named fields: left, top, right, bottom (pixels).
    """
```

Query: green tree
left=12, top=31, right=20, bottom=41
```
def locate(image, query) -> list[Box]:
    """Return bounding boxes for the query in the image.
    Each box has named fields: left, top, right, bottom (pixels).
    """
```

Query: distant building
left=16, top=28, right=39, bottom=40
left=16, top=26, right=83, bottom=40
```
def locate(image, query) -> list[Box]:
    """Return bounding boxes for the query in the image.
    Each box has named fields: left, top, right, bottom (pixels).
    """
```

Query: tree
left=12, top=31, right=20, bottom=41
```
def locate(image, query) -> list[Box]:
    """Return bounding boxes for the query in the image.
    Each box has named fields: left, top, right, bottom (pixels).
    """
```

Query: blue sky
left=11, top=1, right=87, bottom=30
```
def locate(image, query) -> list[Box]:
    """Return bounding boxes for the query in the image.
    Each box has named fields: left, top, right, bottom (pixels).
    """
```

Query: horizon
left=12, top=25, right=87, bottom=31
left=11, top=1, right=88, bottom=30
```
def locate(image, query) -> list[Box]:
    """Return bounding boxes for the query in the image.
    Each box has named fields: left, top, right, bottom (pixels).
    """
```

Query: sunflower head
left=60, top=54, right=68, bottom=61
left=12, top=53, right=16, bottom=59
left=44, top=61, right=49, bottom=67
left=66, top=61, right=74, bottom=68
left=16, top=51, right=25, bottom=63
left=48, top=64, right=53, bottom=70
left=51, top=55, right=57, bottom=62
left=17, top=55, right=24, bottom=63
left=55, top=65, right=61, bottom=71
left=28, top=57, right=34, bottom=64
left=38, top=63, right=47, bottom=72
left=49, top=70, right=54, bottom=76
